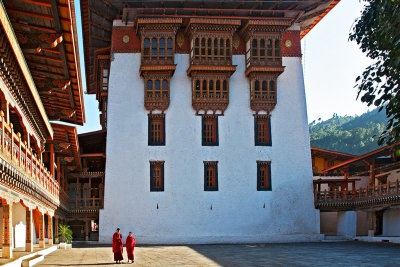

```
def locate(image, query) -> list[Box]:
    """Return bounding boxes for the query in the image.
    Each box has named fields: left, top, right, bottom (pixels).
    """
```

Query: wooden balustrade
left=315, top=179, right=400, bottom=210
left=0, top=111, right=59, bottom=202
left=69, top=197, right=104, bottom=209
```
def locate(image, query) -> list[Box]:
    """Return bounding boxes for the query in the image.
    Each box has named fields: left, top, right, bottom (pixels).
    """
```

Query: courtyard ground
left=37, top=241, right=400, bottom=266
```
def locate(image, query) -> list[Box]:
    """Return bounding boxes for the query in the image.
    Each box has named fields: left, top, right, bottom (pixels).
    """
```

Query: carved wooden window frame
left=257, top=161, right=271, bottom=191
left=193, top=78, right=229, bottom=100
left=254, top=115, right=271, bottom=146
left=246, top=35, right=281, bottom=66
left=145, top=78, right=170, bottom=99
left=191, top=36, right=232, bottom=63
left=142, top=36, right=174, bottom=62
left=251, top=78, right=276, bottom=101
left=204, top=161, right=218, bottom=191
left=150, top=161, right=164, bottom=192
left=148, top=114, right=165, bottom=146
left=202, top=115, right=218, bottom=146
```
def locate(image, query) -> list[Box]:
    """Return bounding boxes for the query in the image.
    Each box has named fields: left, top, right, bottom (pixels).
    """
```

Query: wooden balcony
left=192, top=93, right=229, bottom=113
left=144, top=93, right=170, bottom=112
left=69, top=198, right=104, bottom=210
left=190, top=56, right=232, bottom=66
left=315, top=180, right=400, bottom=211
left=0, top=112, right=59, bottom=207
left=246, top=57, right=282, bottom=69
left=244, top=55, right=284, bottom=78
left=141, top=57, right=174, bottom=66
left=250, top=93, right=277, bottom=113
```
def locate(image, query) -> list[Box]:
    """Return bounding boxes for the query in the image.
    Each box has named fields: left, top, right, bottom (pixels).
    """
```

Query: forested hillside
left=309, top=109, right=387, bottom=155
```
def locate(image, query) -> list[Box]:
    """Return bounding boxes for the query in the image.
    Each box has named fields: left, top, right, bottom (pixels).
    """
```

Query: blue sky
left=302, top=0, right=373, bottom=123
left=74, top=0, right=371, bottom=133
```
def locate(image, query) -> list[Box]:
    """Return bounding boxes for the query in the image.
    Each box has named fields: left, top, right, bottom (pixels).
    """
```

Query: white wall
left=383, top=208, right=400, bottom=236
left=99, top=52, right=319, bottom=244
left=12, top=202, right=26, bottom=248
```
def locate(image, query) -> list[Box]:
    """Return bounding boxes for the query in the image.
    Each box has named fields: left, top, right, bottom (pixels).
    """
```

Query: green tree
left=58, top=224, right=73, bottom=243
left=349, top=0, right=400, bottom=145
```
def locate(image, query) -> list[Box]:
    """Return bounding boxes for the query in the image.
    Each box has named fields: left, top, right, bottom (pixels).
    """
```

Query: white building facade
left=96, top=12, right=324, bottom=243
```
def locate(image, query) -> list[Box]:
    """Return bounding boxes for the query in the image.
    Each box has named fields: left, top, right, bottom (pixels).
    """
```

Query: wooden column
left=343, top=168, right=349, bottom=191
left=85, top=220, right=89, bottom=241
left=56, top=157, right=60, bottom=183
left=369, top=161, right=375, bottom=186
left=48, top=215, right=53, bottom=246
left=54, top=217, right=59, bottom=244
left=25, top=208, right=33, bottom=252
left=5, top=102, right=9, bottom=124
left=76, top=177, right=79, bottom=208
left=89, top=177, right=92, bottom=207
left=368, top=211, right=375, bottom=237
left=50, top=143, right=55, bottom=178
left=2, top=204, right=12, bottom=258
left=39, top=213, right=45, bottom=248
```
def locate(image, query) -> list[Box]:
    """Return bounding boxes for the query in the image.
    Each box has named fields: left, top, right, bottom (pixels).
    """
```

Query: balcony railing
left=144, top=93, right=170, bottom=111
left=250, top=93, right=277, bottom=112
left=314, top=180, right=400, bottom=210
left=0, top=111, right=59, bottom=203
left=245, top=54, right=282, bottom=69
left=69, top=197, right=104, bottom=210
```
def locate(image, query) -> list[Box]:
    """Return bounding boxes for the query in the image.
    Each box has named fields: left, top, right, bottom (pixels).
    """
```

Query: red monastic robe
left=112, top=232, right=123, bottom=261
left=126, top=236, right=136, bottom=261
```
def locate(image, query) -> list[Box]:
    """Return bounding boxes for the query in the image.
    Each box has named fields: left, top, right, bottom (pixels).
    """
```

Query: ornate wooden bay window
left=192, top=77, right=229, bottom=113
left=144, top=77, right=170, bottom=111
left=250, top=77, right=277, bottom=113
left=187, top=19, right=239, bottom=114
left=241, top=20, right=291, bottom=113
left=137, top=18, right=182, bottom=112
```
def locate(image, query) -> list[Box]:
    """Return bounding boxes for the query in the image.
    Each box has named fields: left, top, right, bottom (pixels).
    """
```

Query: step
left=21, top=254, right=44, bottom=267
left=322, top=235, right=351, bottom=242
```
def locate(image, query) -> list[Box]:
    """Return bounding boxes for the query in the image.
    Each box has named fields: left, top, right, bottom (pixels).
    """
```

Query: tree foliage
left=309, top=109, right=386, bottom=155
left=58, top=224, right=73, bottom=243
left=349, top=0, right=400, bottom=145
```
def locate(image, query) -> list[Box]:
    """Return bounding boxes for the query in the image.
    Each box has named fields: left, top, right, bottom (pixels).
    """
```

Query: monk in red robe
left=126, top=232, right=136, bottom=263
left=112, top=228, right=123, bottom=264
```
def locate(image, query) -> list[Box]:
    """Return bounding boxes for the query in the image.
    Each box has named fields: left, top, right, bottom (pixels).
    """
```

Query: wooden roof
left=0, top=2, right=53, bottom=139
left=322, top=143, right=400, bottom=173
left=81, top=0, right=340, bottom=95
left=311, top=147, right=356, bottom=161
left=3, top=0, right=85, bottom=125
left=50, top=122, right=81, bottom=171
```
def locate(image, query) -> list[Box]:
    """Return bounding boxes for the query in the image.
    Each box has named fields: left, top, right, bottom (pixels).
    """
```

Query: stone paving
left=36, top=241, right=400, bottom=267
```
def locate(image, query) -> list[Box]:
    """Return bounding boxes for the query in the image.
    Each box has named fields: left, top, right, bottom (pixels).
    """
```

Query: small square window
left=204, top=161, right=218, bottom=191
left=257, top=161, right=271, bottom=191
left=202, top=115, right=218, bottom=146
left=150, top=161, right=164, bottom=192
left=148, top=114, right=165, bottom=146
left=254, top=115, right=271, bottom=146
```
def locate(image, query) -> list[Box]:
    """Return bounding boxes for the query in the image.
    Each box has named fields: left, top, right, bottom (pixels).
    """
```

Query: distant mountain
left=309, top=109, right=387, bottom=155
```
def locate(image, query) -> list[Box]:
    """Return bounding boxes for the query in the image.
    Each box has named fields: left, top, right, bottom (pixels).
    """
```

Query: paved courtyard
left=36, top=241, right=400, bottom=267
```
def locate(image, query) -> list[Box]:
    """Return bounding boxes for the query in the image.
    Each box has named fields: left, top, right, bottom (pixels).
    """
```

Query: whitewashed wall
left=99, top=52, right=320, bottom=244
left=12, top=202, right=26, bottom=248
left=383, top=208, right=400, bottom=236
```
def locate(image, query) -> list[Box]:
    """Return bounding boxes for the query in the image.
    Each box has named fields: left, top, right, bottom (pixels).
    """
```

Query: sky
left=73, top=0, right=372, bottom=133
left=302, top=0, right=374, bottom=123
